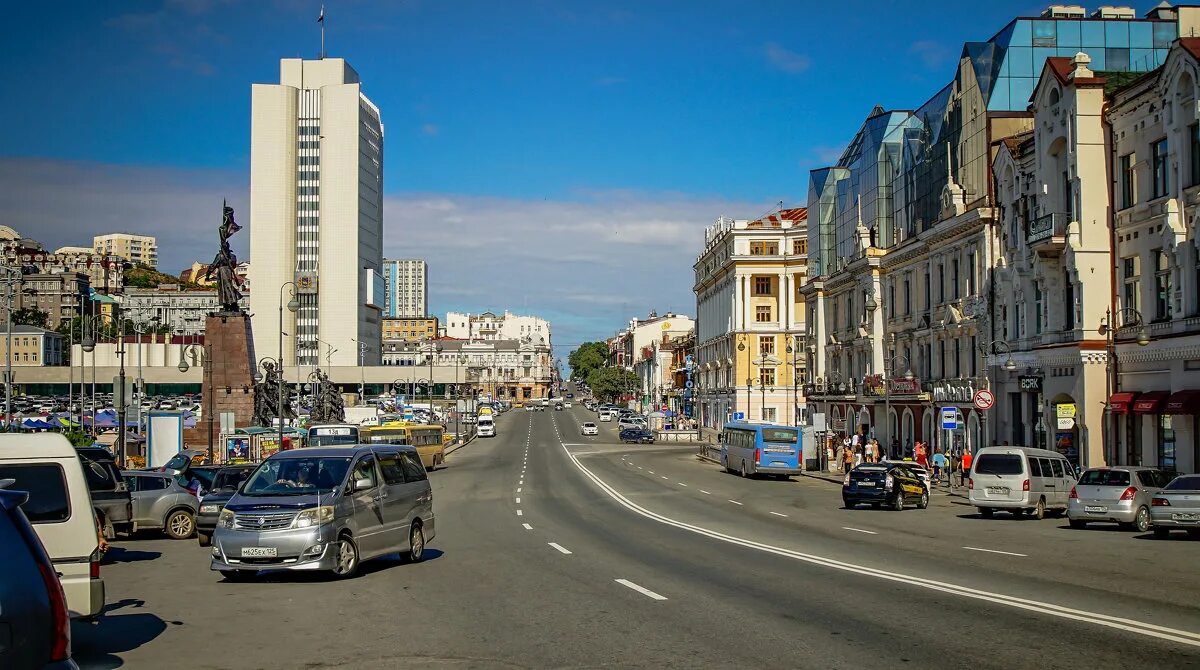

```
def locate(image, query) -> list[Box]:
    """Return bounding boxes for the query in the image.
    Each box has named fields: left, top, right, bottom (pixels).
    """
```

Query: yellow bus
left=362, top=423, right=446, bottom=470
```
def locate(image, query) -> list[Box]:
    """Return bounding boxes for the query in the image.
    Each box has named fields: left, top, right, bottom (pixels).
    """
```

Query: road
left=74, top=405, right=1200, bottom=668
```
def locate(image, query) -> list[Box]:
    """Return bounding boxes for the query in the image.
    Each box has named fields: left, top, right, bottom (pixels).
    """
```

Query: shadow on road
left=72, top=611, right=171, bottom=669
left=102, top=546, right=162, bottom=564
left=235, top=549, right=447, bottom=584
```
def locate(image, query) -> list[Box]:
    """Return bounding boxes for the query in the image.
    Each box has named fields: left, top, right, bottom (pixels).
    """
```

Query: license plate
left=1171, top=513, right=1199, bottom=522
left=857, top=481, right=875, bottom=487
left=986, top=487, right=1009, bottom=495
left=1084, top=506, right=1106, bottom=513
left=240, top=547, right=277, bottom=558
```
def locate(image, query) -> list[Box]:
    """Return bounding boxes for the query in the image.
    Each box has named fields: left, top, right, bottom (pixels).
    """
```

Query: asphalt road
left=74, top=406, right=1200, bottom=669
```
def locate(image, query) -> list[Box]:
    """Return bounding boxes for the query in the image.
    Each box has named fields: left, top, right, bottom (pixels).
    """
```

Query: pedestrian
left=915, top=441, right=928, bottom=467
left=853, top=442, right=863, bottom=468
left=872, top=438, right=882, bottom=462
left=843, top=442, right=855, bottom=472
left=962, top=448, right=973, bottom=483
left=932, top=448, right=947, bottom=484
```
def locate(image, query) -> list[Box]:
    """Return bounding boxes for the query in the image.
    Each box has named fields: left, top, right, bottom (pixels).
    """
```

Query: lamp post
left=737, top=338, right=747, bottom=420
left=177, top=343, right=212, bottom=462
left=83, top=312, right=128, bottom=462
left=1100, top=307, right=1149, bottom=466
left=426, top=341, right=442, bottom=414
left=279, top=282, right=299, bottom=451
left=131, top=317, right=161, bottom=438
left=0, top=265, right=31, bottom=432
left=882, top=352, right=913, bottom=460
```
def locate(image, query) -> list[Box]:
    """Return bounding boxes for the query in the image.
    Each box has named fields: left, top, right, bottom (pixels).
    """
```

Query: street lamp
left=131, top=317, right=161, bottom=437
left=279, top=281, right=299, bottom=452
left=1100, top=307, right=1150, bottom=466
left=177, top=342, right=213, bottom=462
left=737, top=338, right=747, bottom=420
left=882, top=351, right=912, bottom=459
left=84, top=312, right=130, bottom=462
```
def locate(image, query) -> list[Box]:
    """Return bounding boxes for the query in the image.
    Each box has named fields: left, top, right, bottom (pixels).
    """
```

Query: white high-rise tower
left=249, top=58, right=384, bottom=368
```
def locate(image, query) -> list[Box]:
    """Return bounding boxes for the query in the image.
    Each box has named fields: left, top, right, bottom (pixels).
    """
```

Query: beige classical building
left=248, top=57, right=385, bottom=369
left=0, top=326, right=65, bottom=366
left=94, top=233, right=157, bottom=269
left=694, top=208, right=807, bottom=429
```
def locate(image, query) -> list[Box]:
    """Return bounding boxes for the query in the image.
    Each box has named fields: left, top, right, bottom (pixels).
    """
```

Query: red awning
left=1132, top=391, right=1170, bottom=415
left=1165, top=390, right=1200, bottom=415
left=1109, top=392, right=1138, bottom=414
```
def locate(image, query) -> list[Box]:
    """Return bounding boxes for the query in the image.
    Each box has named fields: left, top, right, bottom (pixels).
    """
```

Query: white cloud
left=763, top=42, right=811, bottom=74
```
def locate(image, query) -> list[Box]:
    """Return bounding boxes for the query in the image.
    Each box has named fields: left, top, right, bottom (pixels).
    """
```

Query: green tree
left=586, top=366, right=638, bottom=402
left=11, top=307, right=50, bottom=329
left=569, top=341, right=609, bottom=382
left=123, top=264, right=200, bottom=289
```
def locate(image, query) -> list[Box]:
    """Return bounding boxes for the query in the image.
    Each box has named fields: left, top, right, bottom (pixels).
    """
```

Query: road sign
left=1056, top=403, right=1077, bottom=419
left=973, top=389, right=995, bottom=410
left=941, top=407, right=958, bottom=430
left=1057, top=417, right=1076, bottom=430
left=732, top=412, right=745, bottom=421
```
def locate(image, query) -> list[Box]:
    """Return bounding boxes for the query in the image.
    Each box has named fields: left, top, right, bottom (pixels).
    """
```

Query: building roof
left=1178, top=37, right=1200, bottom=61
left=9, top=325, right=58, bottom=335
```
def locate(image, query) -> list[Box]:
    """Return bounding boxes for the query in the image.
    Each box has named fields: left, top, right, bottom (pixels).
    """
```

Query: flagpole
left=319, top=5, right=325, bottom=59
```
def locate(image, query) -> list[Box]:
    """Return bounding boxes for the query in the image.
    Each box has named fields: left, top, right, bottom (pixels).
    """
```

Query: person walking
left=843, top=441, right=855, bottom=472
left=961, top=448, right=974, bottom=486
left=915, top=441, right=928, bottom=468
left=932, top=448, right=947, bottom=485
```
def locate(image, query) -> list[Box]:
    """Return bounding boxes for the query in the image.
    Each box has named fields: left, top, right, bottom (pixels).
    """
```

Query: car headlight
left=218, top=508, right=235, bottom=529
left=293, top=506, right=335, bottom=529
left=201, top=504, right=221, bottom=513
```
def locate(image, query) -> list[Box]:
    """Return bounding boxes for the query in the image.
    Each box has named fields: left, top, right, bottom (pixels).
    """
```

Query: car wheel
left=740, top=461, right=749, bottom=478
left=1132, top=506, right=1151, bottom=533
left=979, top=507, right=993, bottom=518
left=197, top=531, right=211, bottom=547
left=331, top=535, right=359, bottom=578
left=1153, top=527, right=1170, bottom=539
left=164, top=509, right=195, bottom=540
left=404, top=523, right=426, bottom=563
left=917, top=490, right=929, bottom=510
left=220, top=570, right=255, bottom=582
left=1068, top=519, right=1087, bottom=530
left=892, top=491, right=905, bottom=511
left=843, top=498, right=856, bottom=509
left=1032, top=499, right=1045, bottom=521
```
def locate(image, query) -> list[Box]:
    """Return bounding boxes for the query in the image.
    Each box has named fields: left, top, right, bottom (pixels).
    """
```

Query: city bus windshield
left=307, top=425, right=359, bottom=447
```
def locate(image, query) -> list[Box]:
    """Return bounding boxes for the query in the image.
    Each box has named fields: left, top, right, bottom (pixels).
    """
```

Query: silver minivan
left=968, top=446, right=1077, bottom=520
left=210, top=445, right=435, bottom=580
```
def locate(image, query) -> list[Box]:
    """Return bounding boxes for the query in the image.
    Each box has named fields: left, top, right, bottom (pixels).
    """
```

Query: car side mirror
left=354, top=478, right=374, bottom=491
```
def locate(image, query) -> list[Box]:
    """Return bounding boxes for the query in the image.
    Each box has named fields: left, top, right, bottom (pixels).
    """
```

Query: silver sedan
left=1150, top=474, right=1200, bottom=539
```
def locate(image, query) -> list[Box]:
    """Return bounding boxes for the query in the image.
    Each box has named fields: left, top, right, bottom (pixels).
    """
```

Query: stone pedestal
left=185, top=312, right=257, bottom=454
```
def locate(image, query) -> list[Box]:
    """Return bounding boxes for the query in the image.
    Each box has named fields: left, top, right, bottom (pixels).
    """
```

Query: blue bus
left=720, top=422, right=801, bottom=479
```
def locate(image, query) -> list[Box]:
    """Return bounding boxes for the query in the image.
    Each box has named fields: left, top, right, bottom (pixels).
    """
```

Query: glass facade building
left=808, top=11, right=1179, bottom=279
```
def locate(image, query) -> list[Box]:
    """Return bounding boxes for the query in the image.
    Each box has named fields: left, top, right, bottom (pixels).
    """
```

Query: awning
left=1109, top=392, right=1138, bottom=414
left=1165, top=390, right=1200, bottom=415
left=1133, top=391, right=1170, bottom=414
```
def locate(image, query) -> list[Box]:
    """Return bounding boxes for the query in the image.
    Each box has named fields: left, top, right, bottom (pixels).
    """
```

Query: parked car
left=843, top=463, right=929, bottom=511
left=619, top=428, right=655, bottom=444
left=564, top=401, right=573, bottom=408
left=157, top=448, right=206, bottom=478
left=967, top=446, right=1077, bottom=519
left=0, top=434, right=104, bottom=621
left=212, top=445, right=435, bottom=580
left=599, top=412, right=613, bottom=422
left=122, top=471, right=199, bottom=540
left=1067, top=467, right=1175, bottom=532
left=0, top=480, right=77, bottom=670
left=76, top=446, right=133, bottom=538
left=196, top=464, right=257, bottom=547
left=617, top=417, right=648, bottom=431
left=580, top=422, right=599, bottom=436
left=1149, top=474, right=1200, bottom=539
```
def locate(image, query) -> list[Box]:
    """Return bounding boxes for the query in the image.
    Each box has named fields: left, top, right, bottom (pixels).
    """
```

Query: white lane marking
left=637, top=466, right=644, bottom=470
left=516, top=510, right=523, bottom=516
left=699, top=490, right=711, bottom=495
left=515, top=497, right=521, bottom=504
left=522, top=523, right=533, bottom=530
left=648, top=471, right=655, bottom=474
left=555, top=438, right=1200, bottom=648
left=770, top=511, right=788, bottom=517
left=517, top=487, right=522, bottom=493
left=548, top=542, right=572, bottom=555
left=727, top=500, right=743, bottom=506
left=678, top=482, right=688, bottom=487
left=615, top=579, right=667, bottom=601
left=661, top=476, right=669, bottom=480
left=963, top=546, right=1028, bottom=558
left=842, top=527, right=877, bottom=535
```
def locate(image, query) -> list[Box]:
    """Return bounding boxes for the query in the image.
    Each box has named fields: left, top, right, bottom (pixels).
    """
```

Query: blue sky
left=2, top=0, right=1060, bottom=354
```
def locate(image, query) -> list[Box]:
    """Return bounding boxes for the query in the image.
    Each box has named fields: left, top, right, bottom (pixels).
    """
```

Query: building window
left=1123, top=256, right=1140, bottom=313
left=1155, top=249, right=1172, bottom=321
left=1034, top=285, right=1044, bottom=334
left=969, top=335, right=976, bottom=376
left=749, top=241, right=778, bottom=255
left=1152, top=138, right=1169, bottom=199
left=953, top=339, right=961, bottom=378
left=951, top=258, right=960, bottom=300
left=1119, top=153, right=1135, bottom=209
left=758, top=336, right=775, bottom=355
left=760, top=367, right=776, bottom=387
left=753, top=276, right=772, bottom=295
left=966, top=249, right=976, bottom=295
left=938, top=340, right=946, bottom=378
left=755, top=305, right=772, bottom=323
left=903, top=273, right=911, bottom=315
left=887, top=282, right=896, bottom=319
left=937, top=263, right=945, bottom=304
left=1064, top=270, right=1075, bottom=330
left=763, top=407, right=777, bottom=422
left=792, top=239, right=807, bottom=255
left=923, top=268, right=931, bottom=311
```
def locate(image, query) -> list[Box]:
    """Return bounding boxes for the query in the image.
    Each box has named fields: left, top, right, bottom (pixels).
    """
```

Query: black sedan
left=842, top=463, right=929, bottom=511
left=195, top=464, right=257, bottom=546
left=619, top=428, right=655, bottom=444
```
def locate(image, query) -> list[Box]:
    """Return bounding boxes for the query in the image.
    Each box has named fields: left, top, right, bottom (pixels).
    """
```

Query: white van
left=477, top=417, right=496, bottom=438
left=968, top=446, right=1077, bottom=520
left=0, top=433, right=105, bottom=619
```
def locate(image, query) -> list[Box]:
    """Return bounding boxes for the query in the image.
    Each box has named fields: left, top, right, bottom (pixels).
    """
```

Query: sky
left=1, top=0, right=1070, bottom=359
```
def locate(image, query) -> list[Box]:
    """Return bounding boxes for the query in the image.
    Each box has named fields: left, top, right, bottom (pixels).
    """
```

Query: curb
left=446, top=435, right=476, bottom=455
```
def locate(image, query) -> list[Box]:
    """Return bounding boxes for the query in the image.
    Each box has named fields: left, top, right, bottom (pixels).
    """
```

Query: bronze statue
left=204, top=201, right=245, bottom=313
left=253, top=361, right=296, bottom=427
left=309, top=369, right=345, bottom=424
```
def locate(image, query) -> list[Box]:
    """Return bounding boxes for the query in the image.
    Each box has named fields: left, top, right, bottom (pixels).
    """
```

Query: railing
left=1028, top=212, right=1069, bottom=245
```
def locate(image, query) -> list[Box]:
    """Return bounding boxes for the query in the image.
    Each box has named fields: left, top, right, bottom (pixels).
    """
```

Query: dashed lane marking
left=728, top=500, right=743, bottom=506
left=548, top=542, right=573, bottom=555
left=522, top=523, right=533, bottom=530
left=963, top=546, right=1028, bottom=558
left=615, top=579, right=667, bottom=601
left=770, top=512, right=788, bottom=517
left=842, top=527, right=877, bottom=535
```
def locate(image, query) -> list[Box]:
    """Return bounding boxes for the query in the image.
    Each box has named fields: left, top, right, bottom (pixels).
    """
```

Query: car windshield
left=973, top=454, right=1024, bottom=475
left=1165, top=475, right=1200, bottom=491
left=1078, top=469, right=1131, bottom=486
left=212, top=467, right=254, bottom=491
left=241, top=457, right=352, bottom=496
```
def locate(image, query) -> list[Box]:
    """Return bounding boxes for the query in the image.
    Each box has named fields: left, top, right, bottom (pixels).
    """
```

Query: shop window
left=1159, top=414, right=1176, bottom=470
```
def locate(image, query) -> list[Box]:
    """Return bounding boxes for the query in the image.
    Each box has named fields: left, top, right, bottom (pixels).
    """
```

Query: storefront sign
left=862, top=374, right=885, bottom=397
left=888, top=377, right=922, bottom=395
left=931, top=379, right=978, bottom=404
left=1056, top=403, right=1077, bottom=419
left=1019, top=376, right=1043, bottom=392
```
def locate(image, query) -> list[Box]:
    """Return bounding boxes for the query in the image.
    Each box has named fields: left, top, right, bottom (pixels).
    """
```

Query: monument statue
left=204, top=201, right=245, bottom=313
left=253, top=361, right=297, bottom=427
left=308, top=369, right=345, bottom=424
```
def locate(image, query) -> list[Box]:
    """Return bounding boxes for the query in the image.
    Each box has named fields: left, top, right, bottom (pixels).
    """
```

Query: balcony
left=1027, top=212, right=1069, bottom=256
